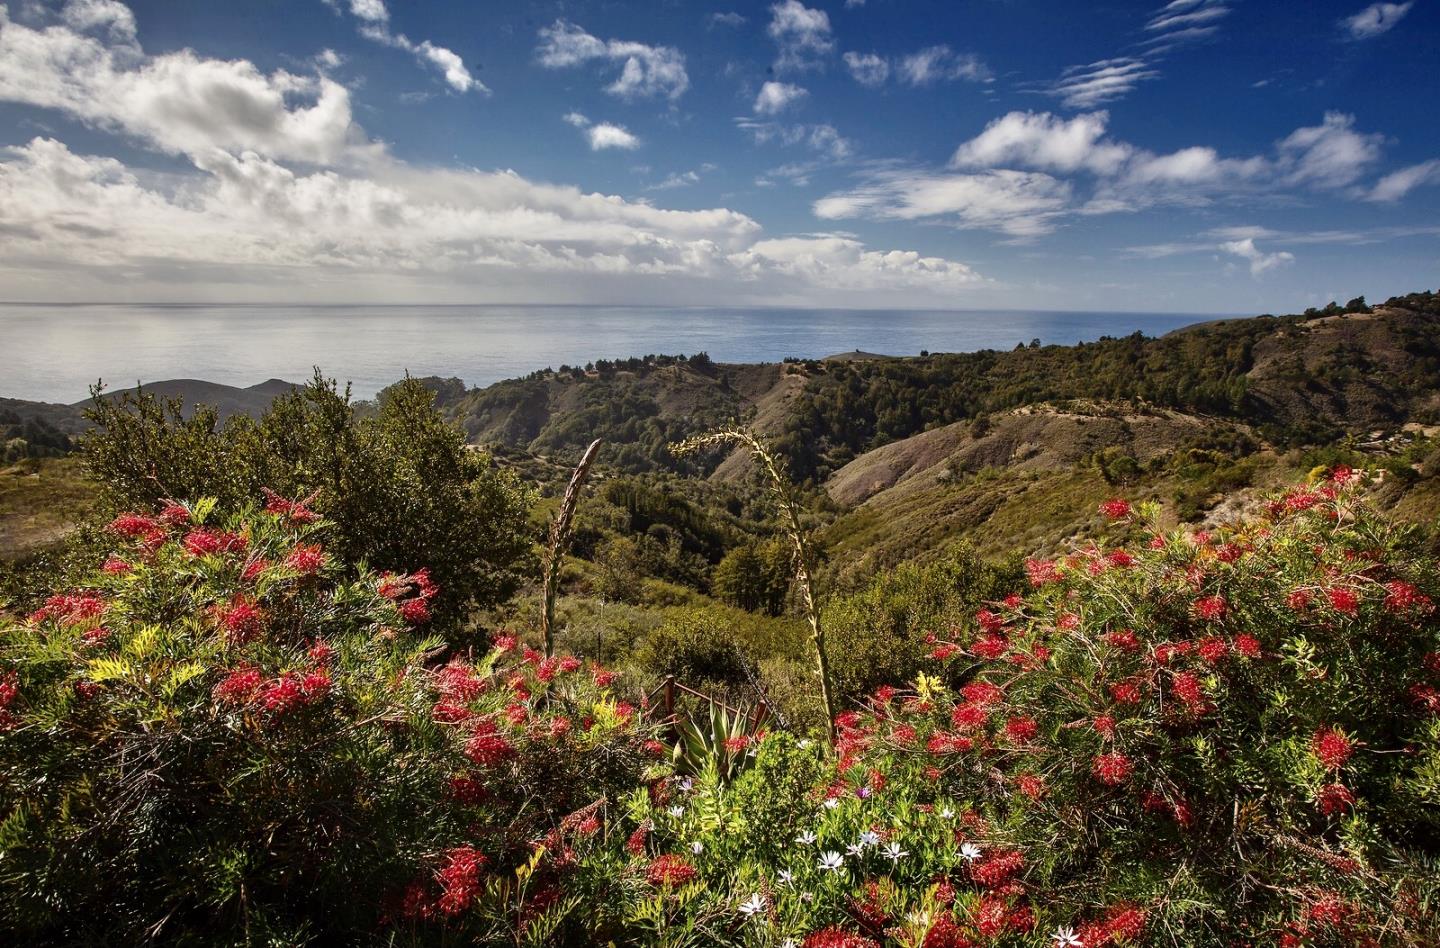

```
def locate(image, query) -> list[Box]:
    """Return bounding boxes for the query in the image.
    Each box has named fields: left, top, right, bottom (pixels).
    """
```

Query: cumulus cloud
left=767, top=0, right=833, bottom=72
left=897, top=46, right=991, bottom=85
left=1219, top=237, right=1295, bottom=276
left=825, top=109, right=1395, bottom=237
left=729, top=235, right=983, bottom=291
left=1367, top=159, right=1440, bottom=202
left=561, top=112, right=639, bottom=150
left=1341, top=2, right=1413, bottom=39
left=0, top=4, right=371, bottom=164
left=328, top=0, right=483, bottom=93
left=536, top=20, right=688, bottom=100
left=842, top=52, right=888, bottom=86
left=754, top=81, right=808, bottom=115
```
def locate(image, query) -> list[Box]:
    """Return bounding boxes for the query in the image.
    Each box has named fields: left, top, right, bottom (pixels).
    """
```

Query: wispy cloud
left=1340, top=2, right=1414, bottom=39
left=326, top=0, right=484, bottom=94
left=1044, top=57, right=1160, bottom=108
left=707, top=11, right=746, bottom=28
left=897, top=46, right=992, bottom=85
left=842, top=52, right=889, bottom=87
left=1366, top=159, right=1440, bottom=202
left=1219, top=237, right=1295, bottom=276
left=536, top=20, right=689, bottom=100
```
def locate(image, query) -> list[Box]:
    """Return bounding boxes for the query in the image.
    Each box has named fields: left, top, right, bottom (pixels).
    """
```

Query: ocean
left=0, top=303, right=1221, bottom=404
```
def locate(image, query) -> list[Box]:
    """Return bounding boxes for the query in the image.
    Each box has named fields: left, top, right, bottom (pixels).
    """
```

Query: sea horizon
left=1, top=302, right=1229, bottom=404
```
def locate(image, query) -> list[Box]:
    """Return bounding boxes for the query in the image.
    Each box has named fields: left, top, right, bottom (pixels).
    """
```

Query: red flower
left=159, top=503, right=191, bottom=526
left=183, top=528, right=247, bottom=557
left=217, top=597, right=263, bottom=644
left=1311, top=726, right=1352, bottom=770
left=1171, top=671, right=1207, bottom=712
left=1015, top=773, right=1046, bottom=800
left=241, top=558, right=268, bottom=582
left=1318, top=783, right=1356, bottom=815
left=974, top=894, right=1010, bottom=938
left=950, top=702, right=989, bottom=733
left=971, top=848, right=1025, bottom=888
left=1193, top=595, right=1227, bottom=622
left=1287, top=589, right=1312, bottom=611
left=976, top=609, right=1006, bottom=634
left=724, top=735, right=751, bottom=753
left=1103, top=629, right=1140, bottom=652
left=213, top=667, right=262, bottom=704
left=930, top=643, right=960, bottom=660
left=919, top=913, right=972, bottom=948
left=1092, top=752, right=1134, bottom=786
left=626, top=824, right=650, bottom=856
left=465, top=723, right=516, bottom=767
left=1106, top=549, right=1135, bottom=568
left=803, top=928, right=880, bottom=948
left=399, top=597, right=431, bottom=624
left=101, top=555, right=132, bottom=574
left=1109, top=680, right=1142, bottom=705
left=1383, top=580, right=1429, bottom=613
left=1004, top=715, right=1039, bottom=743
left=1196, top=636, right=1229, bottom=663
left=970, top=636, right=1009, bottom=660
left=1103, top=902, right=1148, bottom=942
left=0, top=671, right=18, bottom=709
left=284, top=543, right=326, bottom=575
left=262, top=488, right=319, bottom=525
left=308, top=640, right=335, bottom=665
left=1306, top=891, right=1352, bottom=928
left=492, top=634, right=518, bottom=652
left=108, top=513, right=159, bottom=538
left=645, top=854, right=698, bottom=887
left=1099, top=498, right=1132, bottom=520
left=1092, top=714, right=1117, bottom=739
left=435, top=846, right=486, bottom=916
left=960, top=681, right=1004, bottom=707
left=1327, top=587, right=1360, bottom=615
left=1024, top=558, right=1060, bottom=586
left=1233, top=634, right=1262, bottom=659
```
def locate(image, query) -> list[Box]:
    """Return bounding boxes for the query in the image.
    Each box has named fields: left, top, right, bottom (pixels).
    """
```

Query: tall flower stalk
left=541, top=438, right=602, bottom=657
left=672, top=426, right=837, bottom=747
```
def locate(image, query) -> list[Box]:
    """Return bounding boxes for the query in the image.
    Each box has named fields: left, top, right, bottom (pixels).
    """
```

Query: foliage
left=0, top=498, right=662, bottom=944
left=671, top=701, right=767, bottom=784
left=80, top=372, right=534, bottom=627
left=606, top=473, right=1440, bottom=945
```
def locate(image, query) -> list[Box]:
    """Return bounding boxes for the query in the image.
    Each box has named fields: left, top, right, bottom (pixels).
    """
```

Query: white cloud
left=1276, top=111, right=1383, bottom=188
left=815, top=169, right=1073, bottom=238
left=586, top=123, right=640, bottom=151
left=1219, top=237, right=1294, bottom=276
left=708, top=12, right=746, bottom=28
left=950, top=111, right=1132, bottom=175
left=1043, top=57, right=1160, bottom=108
left=563, top=111, right=590, bottom=128
left=897, top=45, right=991, bottom=85
left=1366, top=159, right=1440, bottom=202
left=754, top=81, right=808, bottom=115
left=729, top=235, right=983, bottom=291
left=59, top=0, right=137, bottom=44
left=767, top=0, right=833, bottom=72
left=737, top=119, right=853, bottom=161
left=329, top=0, right=483, bottom=93
left=842, top=52, right=889, bottom=86
left=1146, top=1, right=1230, bottom=33
left=536, top=20, right=688, bottom=101
left=1341, top=2, right=1414, bottom=39
left=0, top=4, right=370, bottom=164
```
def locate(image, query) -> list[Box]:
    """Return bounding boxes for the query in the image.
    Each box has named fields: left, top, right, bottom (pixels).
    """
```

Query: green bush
left=81, top=374, right=534, bottom=628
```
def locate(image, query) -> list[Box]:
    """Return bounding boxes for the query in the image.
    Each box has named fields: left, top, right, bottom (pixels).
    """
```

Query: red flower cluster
left=644, top=854, right=698, bottom=887
left=1092, top=752, right=1134, bottom=786
left=30, top=592, right=107, bottom=626
left=1192, top=595, right=1228, bottom=622
left=1311, top=726, right=1352, bottom=770
left=283, top=543, right=326, bottom=575
left=465, top=720, right=516, bottom=767
left=435, top=846, right=487, bottom=916
left=802, top=927, right=880, bottom=948
left=183, top=528, right=247, bottom=557
left=1099, top=498, right=1132, bottom=520
left=262, top=488, right=320, bottom=525
left=217, top=597, right=263, bottom=644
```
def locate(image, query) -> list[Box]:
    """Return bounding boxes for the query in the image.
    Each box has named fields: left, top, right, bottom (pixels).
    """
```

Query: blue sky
left=0, top=0, right=1436, bottom=312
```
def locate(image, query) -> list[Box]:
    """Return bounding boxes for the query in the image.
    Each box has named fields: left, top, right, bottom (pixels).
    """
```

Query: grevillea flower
left=724, top=735, right=751, bottom=753
left=435, top=846, right=486, bottom=916
left=213, top=667, right=262, bottom=704
left=262, top=489, right=319, bottom=525
left=1092, top=752, right=1134, bottom=786
left=1287, top=589, right=1312, bottom=611
left=1015, top=773, right=1046, bottom=800
left=1318, top=783, right=1356, bottom=815
left=971, top=848, right=1025, bottom=888
left=183, top=529, right=247, bottom=557
left=1383, top=580, right=1429, bottom=613
left=1102, top=902, right=1148, bottom=942
left=217, top=597, right=263, bottom=644
left=0, top=672, right=18, bottom=710
left=465, top=722, right=516, bottom=767
left=158, top=503, right=191, bottom=526
left=930, top=643, right=960, bottom=660
left=1196, top=636, right=1230, bottom=663
left=1103, top=629, right=1140, bottom=652
left=976, top=609, right=1006, bottom=634
left=1025, top=559, right=1061, bottom=586
left=1311, top=726, right=1353, bottom=770
left=101, top=555, right=132, bottom=574
left=1306, top=891, right=1351, bottom=927
left=645, top=854, right=698, bottom=887
left=34, top=593, right=107, bottom=626
left=284, top=543, right=326, bottom=575
left=108, top=513, right=159, bottom=538
left=1109, top=680, right=1142, bottom=705
left=950, top=703, right=989, bottom=732
left=1107, top=549, right=1135, bottom=568
left=1099, top=498, right=1131, bottom=520
left=492, top=634, right=517, bottom=652
left=960, top=681, right=1003, bottom=707
left=1327, top=587, right=1360, bottom=615
left=801, top=927, right=880, bottom=948
left=240, top=558, right=268, bottom=582
left=1233, top=634, right=1262, bottom=659
left=1171, top=671, right=1207, bottom=713
left=398, top=598, right=431, bottom=624
left=1092, top=715, right=1116, bottom=739
left=1004, top=715, right=1039, bottom=743
left=971, top=636, right=1009, bottom=660
left=1193, top=595, right=1228, bottom=622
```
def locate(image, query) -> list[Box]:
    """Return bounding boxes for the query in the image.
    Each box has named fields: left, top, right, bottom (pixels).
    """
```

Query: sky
left=0, top=0, right=1437, bottom=313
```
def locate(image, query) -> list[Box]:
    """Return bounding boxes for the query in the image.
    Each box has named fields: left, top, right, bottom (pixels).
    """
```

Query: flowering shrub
left=0, top=497, right=660, bottom=944
left=606, top=472, right=1440, bottom=945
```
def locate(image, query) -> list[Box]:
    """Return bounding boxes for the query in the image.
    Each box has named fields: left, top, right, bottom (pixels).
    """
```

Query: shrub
left=0, top=498, right=660, bottom=944
left=81, top=374, right=534, bottom=628
left=610, top=472, right=1440, bottom=945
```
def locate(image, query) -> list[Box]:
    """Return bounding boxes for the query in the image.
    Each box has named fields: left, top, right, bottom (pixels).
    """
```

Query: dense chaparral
left=1, top=470, right=1439, bottom=945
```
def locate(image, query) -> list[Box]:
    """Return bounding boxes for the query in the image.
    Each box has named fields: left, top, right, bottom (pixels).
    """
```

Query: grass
left=0, top=457, right=95, bottom=560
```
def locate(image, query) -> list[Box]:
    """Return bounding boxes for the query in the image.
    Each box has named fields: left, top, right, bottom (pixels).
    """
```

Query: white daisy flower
left=939, top=807, right=955, bottom=819
left=817, top=850, right=844, bottom=872
left=882, top=841, right=908, bottom=861
left=857, top=830, right=881, bottom=848
left=822, top=798, right=839, bottom=810
left=738, top=893, right=766, bottom=917
left=960, top=842, right=982, bottom=861
left=845, top=843, right=866, bottom=858
left=1052, top=926, right=1084, bottom=947
left=795, top=830, right=817, bottom=845
left=668, top=805, right=685, bottom=818
left=690, top=841, right=703, bottom=854
left=778, top=869, right=794, bottom=887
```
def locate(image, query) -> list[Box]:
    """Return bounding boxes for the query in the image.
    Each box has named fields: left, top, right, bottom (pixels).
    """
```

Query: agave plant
left=671, top=701, right=763, bottom=784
